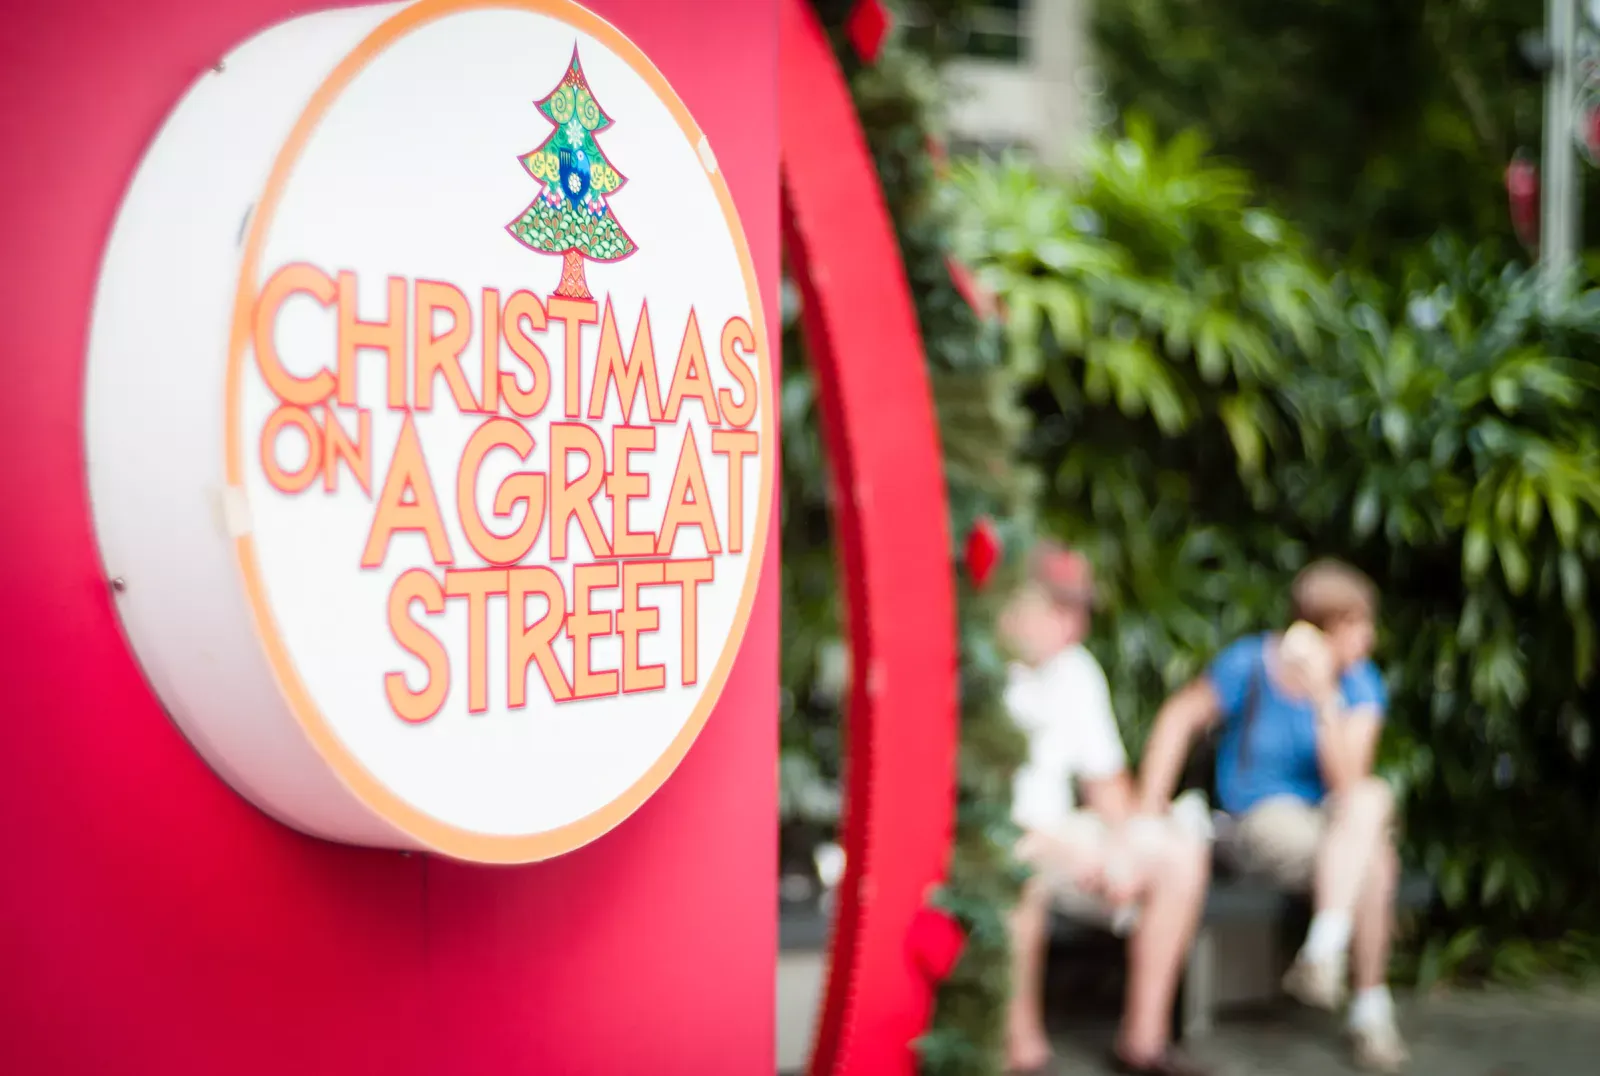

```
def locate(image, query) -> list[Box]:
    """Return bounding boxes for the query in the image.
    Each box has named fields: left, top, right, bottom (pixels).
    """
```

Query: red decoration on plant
left=926, top=134, right=950, bottom=178
left=1506, top=151, right=1539, bottom=253
left=946, top=253, right=999, bottom=322
left=1584, top=101, right=1600, bottom=167
left=965, top=516, right=1002, bottom=590
left=906, top=903, right=967, bottom=983
left=845, top=0, right=892, bottom=64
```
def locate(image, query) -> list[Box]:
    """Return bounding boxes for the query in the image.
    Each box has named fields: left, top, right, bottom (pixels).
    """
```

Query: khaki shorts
left=1016, top=810, right=1114, bottom=921
left=1016, top=808, right=1199, bottom=923
left=1221, top=795, right=1327, bottom=891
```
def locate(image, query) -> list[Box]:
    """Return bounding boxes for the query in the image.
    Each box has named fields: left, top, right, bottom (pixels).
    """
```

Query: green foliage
left=1089, top=0, right=1551, bottom=273
left=951, top=127, right=1600, bottom=983
left=947, top=120, right=1337, bottom=750
left=780, top=2, right=1036, bottom=1072
left=778, top=296, right=848, bottom=826
left=508, top=198, right=634, bottom=261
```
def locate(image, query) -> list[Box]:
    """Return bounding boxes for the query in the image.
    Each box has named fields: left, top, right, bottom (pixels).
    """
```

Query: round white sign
left=84, top=0, right=771, bottom=863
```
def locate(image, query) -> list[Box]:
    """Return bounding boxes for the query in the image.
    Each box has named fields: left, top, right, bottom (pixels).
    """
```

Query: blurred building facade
left=914, top=0, right=1093, bottom=167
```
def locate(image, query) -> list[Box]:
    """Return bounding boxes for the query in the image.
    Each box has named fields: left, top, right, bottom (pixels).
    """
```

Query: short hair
left=1290, top=559, right=1377, bottom=629
left=1028, top=539, right=1094, bottom=607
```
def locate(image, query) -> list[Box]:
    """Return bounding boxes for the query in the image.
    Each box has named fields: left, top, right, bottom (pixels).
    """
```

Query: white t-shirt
left=1005, top=645, right=1128, bottom=833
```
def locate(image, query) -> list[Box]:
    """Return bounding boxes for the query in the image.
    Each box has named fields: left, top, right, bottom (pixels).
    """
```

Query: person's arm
left=1310, top=659, right=1386, bottom=792
left=1136, top=678, right=1222, bottom=815
left=1066, top=654, right=1137, bottom=829
left=1079, top=771, right=1138, bottom=828
left=1312, top=700, right=1381, bottom=792
left=1077, top=770, right=1142, bottom=907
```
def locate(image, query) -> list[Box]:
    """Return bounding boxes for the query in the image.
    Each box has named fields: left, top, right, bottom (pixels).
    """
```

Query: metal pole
left=1542, top=0, right=1580, bottom=300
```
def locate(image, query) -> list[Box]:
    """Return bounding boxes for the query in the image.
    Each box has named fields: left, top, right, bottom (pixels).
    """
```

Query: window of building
left=902, top=0, right=1027, bottom=64
left=950, top=136, right=1030, bottom=161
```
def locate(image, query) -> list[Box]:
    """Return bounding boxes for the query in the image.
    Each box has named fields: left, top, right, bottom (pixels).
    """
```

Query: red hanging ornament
left=946, top=253, right=999, bottom=322
left=906, top=903, right=967, bottom=983
left=845, top=0, right=892, bottom=64
left=964, top=516, right=1002, bottom=590
left=926, top=134, right=950, bottom=179
left=1506, top=152, right=1539, bottom=253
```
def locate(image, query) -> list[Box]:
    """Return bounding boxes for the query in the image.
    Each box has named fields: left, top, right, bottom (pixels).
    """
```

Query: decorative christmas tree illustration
left=507, top=47, right=637, bottom=300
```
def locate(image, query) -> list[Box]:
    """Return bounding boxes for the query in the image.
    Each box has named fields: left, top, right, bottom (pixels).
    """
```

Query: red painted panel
left=0, top=2, right=777, bottom=1073
left=779, top=1, right=961, bottom=1072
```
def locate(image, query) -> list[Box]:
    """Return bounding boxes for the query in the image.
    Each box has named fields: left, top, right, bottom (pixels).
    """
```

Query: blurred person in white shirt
left=1002, top=543, right=1212, bottom=1076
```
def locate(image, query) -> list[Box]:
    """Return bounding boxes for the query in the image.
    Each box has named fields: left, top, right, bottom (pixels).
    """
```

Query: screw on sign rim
left=224, top=0, right=774, bottom=863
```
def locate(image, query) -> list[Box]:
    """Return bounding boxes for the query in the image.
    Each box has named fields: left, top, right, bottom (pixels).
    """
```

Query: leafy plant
left=947, top=122, right=1336, bottom=748
left=1309, top=243, right=1600, bottom=978
left=1089, top=0, right=1553, bottom=273
left=778, top=285, right=849, bottom=831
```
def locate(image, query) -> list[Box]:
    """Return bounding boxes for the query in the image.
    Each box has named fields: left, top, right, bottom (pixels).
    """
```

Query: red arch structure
left=780, top=1, right=961, bottom=1073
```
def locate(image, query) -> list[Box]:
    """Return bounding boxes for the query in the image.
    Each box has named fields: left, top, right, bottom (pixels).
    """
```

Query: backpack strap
left=1236, top=651, right=1265, bottom=771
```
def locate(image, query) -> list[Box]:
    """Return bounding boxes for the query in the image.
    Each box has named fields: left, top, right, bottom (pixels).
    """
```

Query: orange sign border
left=223, top=0, right=773, bottom=864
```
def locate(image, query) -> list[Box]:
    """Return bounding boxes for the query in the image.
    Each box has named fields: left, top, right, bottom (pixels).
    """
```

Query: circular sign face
left=85, top=0, right=771, bottom=863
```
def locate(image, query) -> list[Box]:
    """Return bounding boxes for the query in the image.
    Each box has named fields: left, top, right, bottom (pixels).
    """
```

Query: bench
left=1050, top=863, right=1434, bottom=1039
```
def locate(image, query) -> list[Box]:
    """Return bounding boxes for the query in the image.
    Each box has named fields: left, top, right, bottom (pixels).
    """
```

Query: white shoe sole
left=1281, top=960, right=1346, bottom=1011
left=1349, top=1031, right=1409, bottom=1073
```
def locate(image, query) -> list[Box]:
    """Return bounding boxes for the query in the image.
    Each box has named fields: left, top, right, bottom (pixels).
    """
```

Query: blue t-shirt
left=1206, top=633, right=1387, bottom=814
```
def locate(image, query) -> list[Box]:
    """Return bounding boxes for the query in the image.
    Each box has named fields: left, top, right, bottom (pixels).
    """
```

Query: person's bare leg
left=1007, top=877, right=1055, bottom=1070
left=1346, top=840, right=1407, bottom=1071
left=1312, top=777, right=1394, bottom=917
left=1288, top=777, right=1395, bottom=1010
left=1009, top=825, right=1108, bottom=1070
left=1116, top=829, right=1209, bottom=1063
left=1351, top=840, right=1398, bottom=990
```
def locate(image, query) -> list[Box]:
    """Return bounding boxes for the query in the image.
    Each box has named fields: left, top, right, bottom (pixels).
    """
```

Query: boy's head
left=999, top=542, right=1095, bottom=664
left=1290, top=558, right=1378, bottom=670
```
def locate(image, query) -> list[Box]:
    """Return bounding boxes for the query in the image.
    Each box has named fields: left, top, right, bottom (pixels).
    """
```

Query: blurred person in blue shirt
left=1136, top=560, right=1408, bottom=1073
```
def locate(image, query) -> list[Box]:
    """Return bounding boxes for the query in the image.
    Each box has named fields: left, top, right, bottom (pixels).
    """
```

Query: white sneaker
left=1281, top=953, right=1347, bottom=1011
left=1349, top=1018, right=1409, bottom=1073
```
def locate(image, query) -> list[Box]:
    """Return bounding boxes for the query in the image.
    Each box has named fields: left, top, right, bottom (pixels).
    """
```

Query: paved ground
left=1048, top=988, right=1600, bottom=1075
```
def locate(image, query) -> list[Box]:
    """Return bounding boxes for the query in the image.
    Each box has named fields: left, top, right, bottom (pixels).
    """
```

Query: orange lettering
left=717, top=315, right=759, bottom=428
left=656, top=434, right=722, bottom=556
left=457, top=418, right=547, bottom=565
left=322, top=406, right=372, bottom=495
left=500, top=290, right=552, bottom=418
left=570, top=563, right=620, bottom=700
left=414, top=280, right=480, bottom=412
left=253, top=263, right=337, bottom=405
left=260, top=404, right=321, bottom=494
left=663, top=309, right=722, bottom=424
left=508, top=566, right=572, bottom=705
left=337, top=271, right=407, bottom=409
left=711, top=428, right=758, bottom=555
left=385, top=568, right=449, bottom=723
left=445, top=567, right=509, bottom=714
left=550, top=423, right=612, bottom=560
left=362, top=414, right=454, bottom=567
left=607, top=426, right=656, bottom=557
left=588, top=299, right=664, bottom=423
left=481, top=287, right=502, bottom=414
left=548, top=295, right=598, bottom=419
left=664, top=558, right=713, bottom=686
left=620, top=561, right=667, bottom=693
